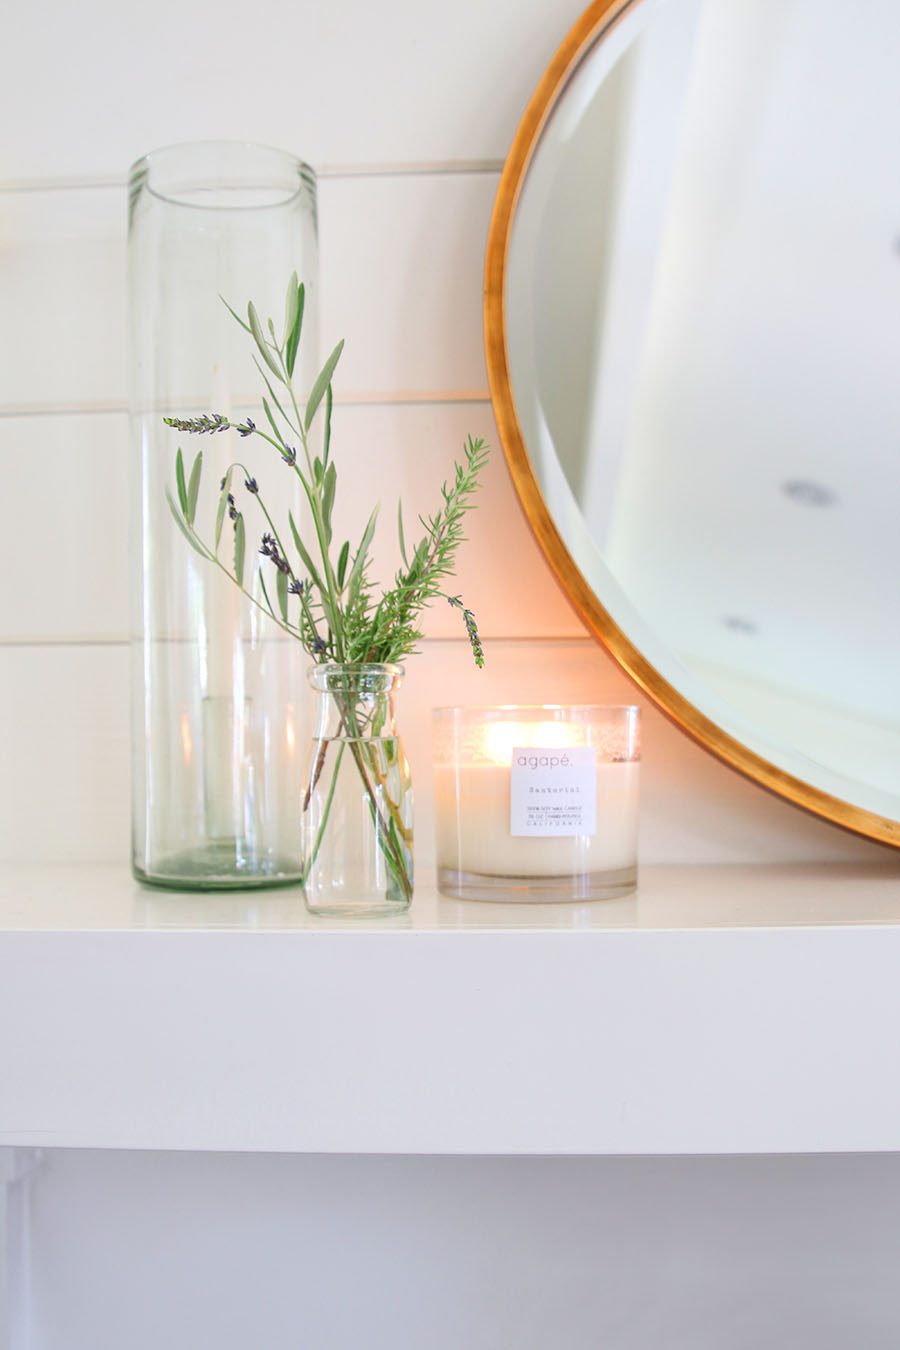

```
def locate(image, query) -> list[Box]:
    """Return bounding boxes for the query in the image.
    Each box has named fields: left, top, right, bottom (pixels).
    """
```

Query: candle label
left=509, top=746, right=596, bottom=837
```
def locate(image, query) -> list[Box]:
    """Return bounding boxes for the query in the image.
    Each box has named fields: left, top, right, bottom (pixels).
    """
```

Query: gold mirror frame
left=483, top=0, right=900, bottom=850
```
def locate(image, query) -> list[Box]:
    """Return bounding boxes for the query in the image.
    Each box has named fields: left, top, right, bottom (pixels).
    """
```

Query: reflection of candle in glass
left=433, top=707, right=640, bottom=901
left=180, top=711, right=193, bottom=767
left=199, top=367, right=249, bottom=844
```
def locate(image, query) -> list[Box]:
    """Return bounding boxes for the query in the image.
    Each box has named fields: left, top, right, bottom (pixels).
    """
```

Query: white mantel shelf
left=2, top=861, right=900, bottom=1157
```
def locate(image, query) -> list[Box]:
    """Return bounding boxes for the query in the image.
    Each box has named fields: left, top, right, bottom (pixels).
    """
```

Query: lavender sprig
left=447, top=596, right=485, bottom=669
left=163, top=413, right=230, bottom=435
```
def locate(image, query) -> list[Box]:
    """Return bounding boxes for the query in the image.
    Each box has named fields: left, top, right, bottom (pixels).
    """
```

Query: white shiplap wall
left=0, top=0, right=889, bottom=869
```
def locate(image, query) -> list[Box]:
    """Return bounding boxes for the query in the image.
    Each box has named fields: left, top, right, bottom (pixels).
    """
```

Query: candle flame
left=180, top=712, right=193, bottom=766
left=483, top=719, right=573, bottom=766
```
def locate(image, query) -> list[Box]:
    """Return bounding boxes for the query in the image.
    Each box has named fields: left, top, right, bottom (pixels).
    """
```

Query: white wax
left=434, top=761, right=639, bottom=877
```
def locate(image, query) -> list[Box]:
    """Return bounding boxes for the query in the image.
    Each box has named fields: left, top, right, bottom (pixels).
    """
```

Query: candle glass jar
left=128, top=141, right=318, bottom=889
left=433, top=705, right=641, bottom=901
left=302, top=663, right=414, bottom=917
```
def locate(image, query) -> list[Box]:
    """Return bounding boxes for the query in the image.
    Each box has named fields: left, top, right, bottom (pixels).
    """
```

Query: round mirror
left=485, top=0, right=900, bottom=847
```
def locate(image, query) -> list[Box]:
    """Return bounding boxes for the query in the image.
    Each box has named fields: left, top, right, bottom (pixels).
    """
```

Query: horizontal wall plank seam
left=0, top=393, right=492, bottom=419
left=0, top=162, right=503, bottom=193
left=0, top=635, right=593, bottom=651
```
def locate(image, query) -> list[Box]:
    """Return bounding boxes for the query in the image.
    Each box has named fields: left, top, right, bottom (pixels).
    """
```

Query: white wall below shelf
left=2, top=861, right=900, bottom=1158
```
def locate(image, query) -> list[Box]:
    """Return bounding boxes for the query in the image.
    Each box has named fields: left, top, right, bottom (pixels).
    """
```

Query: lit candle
left=433, top=706, right=640, bottom=901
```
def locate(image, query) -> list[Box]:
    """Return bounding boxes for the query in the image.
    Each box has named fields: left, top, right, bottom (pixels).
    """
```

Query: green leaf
left=336, top=540, right=350, bottom=589
left=283, top=271, right=300, bottom=345
left=175, top=448, right=188, bottom=515
left=186, top=450, right=203, bottom=525
left=289, top=511, right=324, bottom=592
left=247, top=300, right=265, bottom=346
left=285, top=281, right=305, bottom=377
left=165, top=487, right=208, bottom=559
left=220, top=295, right=253, bottom=335
left=321, top=461, right=337, bottom=544
left=253, top=359, right=295, bottom=433
left=347, top=505, right=379, bottom=599
left=305, top=339, right=344, bottom=431
left=262, top=397, right=285, bottom=446
left=258, top=568, right=275, bottom=622
left=215, top=495, right=227, bottom=553
left=276, top=567, right=289, bottom=622
left=248, top=302, right=283, bottom=380
left=397, top=499, right=408, bottom=566
left=234, top=513, right=246, bottom=587
left=214, top=467, right=233, bottom=553
left=407, top=538, right=428, bottom=582
left=323, top=383, right=333, bottom=466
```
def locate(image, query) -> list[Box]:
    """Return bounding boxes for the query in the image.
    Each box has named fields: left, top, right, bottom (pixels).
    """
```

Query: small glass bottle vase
left=301, top=664, right=414, bottom=917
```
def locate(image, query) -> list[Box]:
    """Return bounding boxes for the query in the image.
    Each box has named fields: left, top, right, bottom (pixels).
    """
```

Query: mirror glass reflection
left=505, top=0, right=900, bottom=826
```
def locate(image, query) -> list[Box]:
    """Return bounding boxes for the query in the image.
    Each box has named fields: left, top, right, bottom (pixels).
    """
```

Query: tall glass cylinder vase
left=128, top=141, right=318, bottom=889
